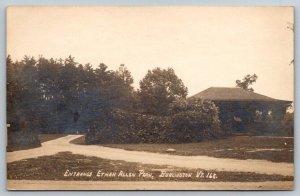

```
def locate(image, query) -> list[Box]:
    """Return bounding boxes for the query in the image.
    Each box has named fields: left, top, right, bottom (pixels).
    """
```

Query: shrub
left=7, top=122, right=41, bottom=152
left=241, top=112, right=293, bottom=137
left=86, top=109, right=172, bottom=144
left=86, top=98, right=223, bottom=144
left=169, top=98, right=223, bottom=141
left=281, top=112, right=294, bottom=136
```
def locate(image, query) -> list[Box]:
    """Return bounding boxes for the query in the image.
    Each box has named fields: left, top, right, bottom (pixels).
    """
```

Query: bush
left=86, top=98, right=223, bottom=144
left=169, top=98, right=223, bottom=142
left=86, top=109, right=172, bottom=144
left=282, top=112, right=294, bottom=136
left=7, top=122, right=41, bottom=152
left=241, top=112, right=293, bottom=137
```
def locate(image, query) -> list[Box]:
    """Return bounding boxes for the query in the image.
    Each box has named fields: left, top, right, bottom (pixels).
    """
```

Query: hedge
left=86, top=98, right=223, bottom=144
left=86, top=109, right=172, bottom=144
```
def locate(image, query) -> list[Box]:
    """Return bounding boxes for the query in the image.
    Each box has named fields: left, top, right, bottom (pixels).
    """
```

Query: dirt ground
left=7, top=135, right=294, bottom=176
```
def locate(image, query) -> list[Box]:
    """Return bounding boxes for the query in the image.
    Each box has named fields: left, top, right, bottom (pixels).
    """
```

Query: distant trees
left=138, top=68, right=188, bottom=115
left=236, top=74, right=258, bottom=92
left=7, top=55, right=135, bottom=136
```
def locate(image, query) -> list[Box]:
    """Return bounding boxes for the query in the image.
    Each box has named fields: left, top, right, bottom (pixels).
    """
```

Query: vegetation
left=7, top=55, right=137, bottom=148
left=7, top=134, right=67, bottom=152
left=138, top=68, right=188, bottom=115
left=236, top=74, right=258, bottom=92
left=7, top=55, right=292, bottom=148
left=86, top=109, right=172, bottom=144
left=169, top=98, right=223, bottom=142
left=7, top=55, right=135, bottom=134
left=86, top=97, right=223, bottom=144
left=282, top=112, right=294, bottom=136
left=7, top=55, right=223, bottom=147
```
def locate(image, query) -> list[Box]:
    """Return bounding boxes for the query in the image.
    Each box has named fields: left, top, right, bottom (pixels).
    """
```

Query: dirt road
left=7, top=135, right=294, bottom=176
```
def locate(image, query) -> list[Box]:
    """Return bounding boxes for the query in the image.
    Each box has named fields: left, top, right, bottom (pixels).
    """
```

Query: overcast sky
left=7, top=6, right=294, bottom=101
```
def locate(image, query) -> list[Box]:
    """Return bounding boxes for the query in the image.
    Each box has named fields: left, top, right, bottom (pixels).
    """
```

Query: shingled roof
left=191, top=87, right=291, bottom=103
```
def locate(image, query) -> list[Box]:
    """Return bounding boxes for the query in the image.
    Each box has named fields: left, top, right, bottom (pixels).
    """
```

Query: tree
left=113, top=64, right=135, bottom=109
left=236, top=74, right=258, bottom=92
left=7, top=55, right=18, bottom=126
left=138, top=67, right=188, bottom=115
left=7, top=55, right=41, bottom=150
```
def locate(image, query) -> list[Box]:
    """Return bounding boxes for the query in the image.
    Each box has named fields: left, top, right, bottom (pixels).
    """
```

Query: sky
left=7, top=6, right=294, bottom=101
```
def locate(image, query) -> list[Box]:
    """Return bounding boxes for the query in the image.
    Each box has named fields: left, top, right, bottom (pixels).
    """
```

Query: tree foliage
left=138, top=68, right=188, bottom=115
left=7, top=55, right=224, bottom=146
left=7, top=55, right=135, bottom=136
left=169, top=98, right=223, bottom=141
left=7, top=55, right=41, bottom=150
left=236, top=74, right=258, bottom=92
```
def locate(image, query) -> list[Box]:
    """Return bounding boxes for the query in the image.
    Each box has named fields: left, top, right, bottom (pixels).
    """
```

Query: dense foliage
left=138, top=68, right=188, bottom=115
left=7, top=55, right=136, bottom=148
left=86, top=98, right=223, bottom=144
left=7, top=55, right=135, bottom=133
left=169, top=98, right=223, bottom=142
left=7, top=55, right=225, bottom=146
left=86, top=109, right=172, bottom=144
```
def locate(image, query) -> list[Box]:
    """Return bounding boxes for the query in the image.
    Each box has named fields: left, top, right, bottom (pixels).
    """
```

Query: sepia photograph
left=6, top=6, right=294, bottom=190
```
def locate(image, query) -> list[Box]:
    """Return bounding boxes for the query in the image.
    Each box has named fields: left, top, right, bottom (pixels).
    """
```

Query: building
left=191, top=87, right=292, bottom=133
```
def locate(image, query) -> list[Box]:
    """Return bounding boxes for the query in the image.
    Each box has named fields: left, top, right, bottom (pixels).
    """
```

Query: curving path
left=7, top=135, right=294, bottom=176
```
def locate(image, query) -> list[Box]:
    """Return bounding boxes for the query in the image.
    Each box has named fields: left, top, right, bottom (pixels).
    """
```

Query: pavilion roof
left=190, top=87, right=291, bottom=103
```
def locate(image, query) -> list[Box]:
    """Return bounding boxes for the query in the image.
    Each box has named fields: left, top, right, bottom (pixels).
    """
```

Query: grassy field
left=72, top=135, right=293, bottom=163
left=7, top=151, right=293, bottom=182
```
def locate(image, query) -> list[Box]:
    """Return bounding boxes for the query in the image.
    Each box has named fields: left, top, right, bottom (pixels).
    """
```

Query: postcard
left=6, top=6, right=294, bottom=190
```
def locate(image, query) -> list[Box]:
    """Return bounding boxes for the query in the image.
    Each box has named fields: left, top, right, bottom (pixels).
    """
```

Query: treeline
left=7, top=55, right=135, bottom=134
left=7, top=55, right=223, bottom=148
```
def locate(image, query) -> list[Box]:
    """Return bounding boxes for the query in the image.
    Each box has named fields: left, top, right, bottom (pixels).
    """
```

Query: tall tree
left=7, top=55, right=18, bottom=125
left=7, top=55, right=137, bottom=135
left=138, top=67, right=188, bottom=115
left=7, top=55, right=41, bottom=149
left=236, top=74, right=258, bottom=92
left=113, top=64, right=135, bottom=109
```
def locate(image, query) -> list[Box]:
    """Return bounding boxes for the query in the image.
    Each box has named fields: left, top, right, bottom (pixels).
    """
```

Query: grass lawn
left=72, top=135, right=293, bottom=163
left=7, top=151, right=293, bottom=182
